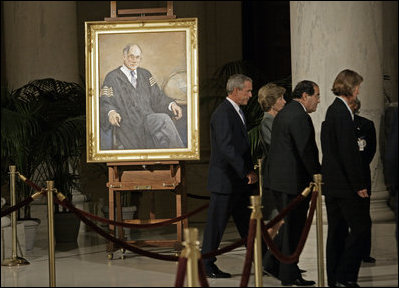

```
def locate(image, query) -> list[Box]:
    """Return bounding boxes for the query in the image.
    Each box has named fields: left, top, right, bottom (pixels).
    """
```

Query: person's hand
left=246, top=171, right=258, bottom=184
left=171, top=102, right=183, bottom=120
left=108, top=110, right=121, bottom=127
left=357, top=188, right=369, bottom=198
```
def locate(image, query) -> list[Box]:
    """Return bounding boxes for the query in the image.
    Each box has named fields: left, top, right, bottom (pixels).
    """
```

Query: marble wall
left=3, top=1, right=80, bottom=89
left=291, top=1, right=383, bottom=138
left=383, top=1, right=398, bottom=104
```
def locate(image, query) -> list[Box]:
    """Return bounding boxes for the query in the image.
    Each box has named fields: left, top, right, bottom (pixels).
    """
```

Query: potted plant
left=1, top=78, right=86, bottom=246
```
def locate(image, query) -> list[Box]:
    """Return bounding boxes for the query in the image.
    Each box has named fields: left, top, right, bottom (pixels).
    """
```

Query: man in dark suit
left=350, top=98, right=377, bottom=263
left=262, top=80, right=321, bottom=286
left=321, top=69, right=369, bottom=287
left=201, top=74, right=258, bottom=278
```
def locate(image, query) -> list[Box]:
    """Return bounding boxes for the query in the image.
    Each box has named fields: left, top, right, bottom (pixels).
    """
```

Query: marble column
left=3, top=1, right=80, bottom=89
left=383, top=1, right=398, bottom=104
left=290, top=1, right=395, bottom=222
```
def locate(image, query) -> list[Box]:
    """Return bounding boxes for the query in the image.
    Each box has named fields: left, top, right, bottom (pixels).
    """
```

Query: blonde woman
left=257, top=83, right=286, bottom=238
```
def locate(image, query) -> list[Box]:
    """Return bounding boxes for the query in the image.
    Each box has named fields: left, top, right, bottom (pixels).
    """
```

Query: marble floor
left=1, top=218, right=398, bottom=287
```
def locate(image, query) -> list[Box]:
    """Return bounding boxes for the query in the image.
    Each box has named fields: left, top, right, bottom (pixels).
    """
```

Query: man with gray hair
left=201, top=74, right=258, bottom=278
left=99, top=43, right=184, bottom=150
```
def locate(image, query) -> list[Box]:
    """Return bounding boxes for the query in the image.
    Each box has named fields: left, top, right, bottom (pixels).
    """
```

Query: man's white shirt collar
left=337, top=96, right=354, bottom=120
left=293, top=99, right=307, bottom=112
left=226, top=97, right=245, bottom=125
left=120, top=65, right=136, bottom=82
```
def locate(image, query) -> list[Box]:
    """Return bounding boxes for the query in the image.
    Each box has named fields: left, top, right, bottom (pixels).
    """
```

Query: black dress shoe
left=205, top=264, right=231, bottom=278
left=281, top=275, right=315, bottom=286
left=335, top=281, right=360, bottom=287
left=362, top=256, right=376, bottom=263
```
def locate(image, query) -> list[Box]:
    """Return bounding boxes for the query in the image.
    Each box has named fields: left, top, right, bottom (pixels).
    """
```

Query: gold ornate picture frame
left=85, top=18, right=199, bottom=162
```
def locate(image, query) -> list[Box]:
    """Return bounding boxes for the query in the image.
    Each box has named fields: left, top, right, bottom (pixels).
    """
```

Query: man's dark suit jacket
left=354, top=114, right=376, bottom=194
left=321, top=98, right=366, bottom=198
left=265, top=100, right=320, bottom=195
left=207, top=99, right=253, bottom=194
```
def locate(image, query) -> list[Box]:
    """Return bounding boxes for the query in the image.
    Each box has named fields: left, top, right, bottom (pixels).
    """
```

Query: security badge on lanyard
left=356, top=128, right=366, bottom=151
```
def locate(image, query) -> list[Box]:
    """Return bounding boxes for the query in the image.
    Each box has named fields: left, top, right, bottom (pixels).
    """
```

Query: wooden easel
left=105, top=1, right=176, bottom=21
left=106, top=161, right=187, bottom=256
left=104, top=1, right=187, bottom=258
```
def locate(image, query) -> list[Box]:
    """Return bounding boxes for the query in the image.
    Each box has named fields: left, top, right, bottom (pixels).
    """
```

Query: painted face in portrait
left=123, top=45, right=142, bottom=70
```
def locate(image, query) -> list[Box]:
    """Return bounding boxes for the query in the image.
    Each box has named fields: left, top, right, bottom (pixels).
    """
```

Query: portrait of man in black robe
left=99, top=43, right=185, bottom=150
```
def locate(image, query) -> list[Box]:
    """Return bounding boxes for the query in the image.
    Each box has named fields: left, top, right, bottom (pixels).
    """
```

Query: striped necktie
left=130, top=70, right=137, bottom=88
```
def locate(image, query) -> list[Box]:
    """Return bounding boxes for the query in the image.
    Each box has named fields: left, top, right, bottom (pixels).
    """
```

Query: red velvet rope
left=239, top=218, right=256, bottom=287
left=201, top=237, right=246, bottom=259
left=174, top=257, right=187, bottom=287
left=1, top=196, right=35, bottom=217
left=198, top=259, right=210, bottom=287
left=58, top=195, right=248, bottom=263
left=260, top=191, right=318, bottom=264
left=264, top=193, right=306, bottom=230
left=57, top=197, right=179, bottom=262
left=75, top=202, right=209, bottom=229
left=22, top=177, right=42, bottom=192
left=1, top=196, right=34, bottom=217
left=19, top=173, right=319, bottom=271
left=19, top=173, right=209, bottom=229
left=0, top=176, right=47, bottom=218
left=19, top=174, right=248, bottom=262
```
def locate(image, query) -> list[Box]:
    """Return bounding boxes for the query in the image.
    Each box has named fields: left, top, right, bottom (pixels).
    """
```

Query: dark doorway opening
left=242, top=1, right=291, bottom=84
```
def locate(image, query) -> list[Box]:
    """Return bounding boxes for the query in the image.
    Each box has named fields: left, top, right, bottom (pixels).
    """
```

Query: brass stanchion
left=249, top=195, right=263, bottom=287
left=2, top=165, right=30, bottom=266
left=257, top=158, right=263, bottom=198
left=314, top=174, right=325, bottom=287
left=46, top=181, right=56, bottom=287
left=183, top=228, right=200, bottom=287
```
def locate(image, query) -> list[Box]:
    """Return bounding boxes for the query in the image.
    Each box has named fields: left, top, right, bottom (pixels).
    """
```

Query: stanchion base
left=1, top=256, right=30, bottom=266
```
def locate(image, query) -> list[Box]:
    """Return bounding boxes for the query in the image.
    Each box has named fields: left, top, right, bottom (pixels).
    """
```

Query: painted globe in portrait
left=162, top=70, right=187, bottom=105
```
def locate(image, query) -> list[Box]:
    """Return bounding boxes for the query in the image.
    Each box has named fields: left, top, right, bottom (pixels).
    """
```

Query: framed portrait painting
left=85, top=18, right=199, bottom=162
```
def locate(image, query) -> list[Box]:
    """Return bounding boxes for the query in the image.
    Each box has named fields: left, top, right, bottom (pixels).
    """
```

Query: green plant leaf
left=1, top=79, right=86, bottom=217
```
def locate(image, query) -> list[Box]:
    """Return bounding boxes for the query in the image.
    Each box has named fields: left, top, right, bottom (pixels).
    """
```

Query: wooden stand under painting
left=104, top=1, right=187, bottom=260
left=106, top=161, right=187, bottom=259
